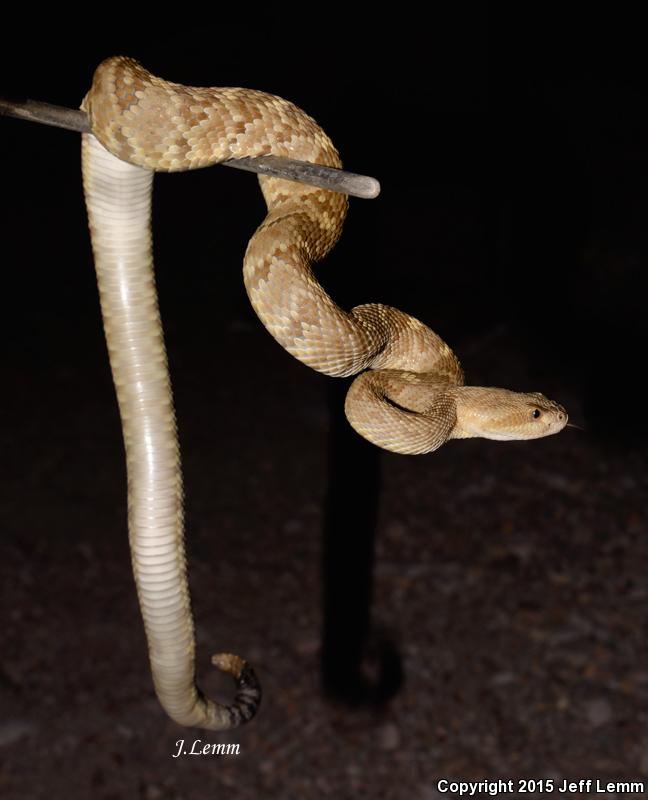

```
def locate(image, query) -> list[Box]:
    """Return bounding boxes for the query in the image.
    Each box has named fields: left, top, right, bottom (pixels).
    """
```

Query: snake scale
left=80, top=57, right=567, bottom=730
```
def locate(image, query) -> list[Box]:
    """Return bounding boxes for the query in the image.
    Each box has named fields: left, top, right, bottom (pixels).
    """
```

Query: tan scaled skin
left=83, top=56, right=568, bottom=457
left=81, top=57, right=568, bottom=730
left=344, top=370, right=567, bottom=455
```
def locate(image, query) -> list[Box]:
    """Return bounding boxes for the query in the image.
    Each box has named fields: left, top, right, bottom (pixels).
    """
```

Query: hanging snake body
left=81, top=57, right=567, bottom=730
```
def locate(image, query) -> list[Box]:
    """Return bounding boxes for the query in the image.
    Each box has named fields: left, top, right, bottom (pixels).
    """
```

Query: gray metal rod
left=0, top=97, right=380, bottom=199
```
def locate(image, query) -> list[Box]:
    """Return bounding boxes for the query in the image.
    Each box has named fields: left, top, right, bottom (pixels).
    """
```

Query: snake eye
left=532, top=409, right=542, bottom=419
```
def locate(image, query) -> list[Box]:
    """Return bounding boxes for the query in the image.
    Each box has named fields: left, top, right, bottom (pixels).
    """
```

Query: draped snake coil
left=80, top=57, right=567, bottom=730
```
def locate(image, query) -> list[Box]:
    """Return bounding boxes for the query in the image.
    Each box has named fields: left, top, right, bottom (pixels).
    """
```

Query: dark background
left=2, top=10, right=645, bottom=443
left=2, top=9, right=648, bottom=798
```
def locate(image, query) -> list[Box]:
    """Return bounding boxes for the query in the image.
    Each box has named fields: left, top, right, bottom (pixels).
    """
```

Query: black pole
left=321, top=378, right=402, bottom=705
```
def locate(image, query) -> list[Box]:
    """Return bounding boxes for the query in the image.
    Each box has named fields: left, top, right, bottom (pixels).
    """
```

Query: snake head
left=452, top=388, right=568, bottom=442
left=517, top=392, right=569, bottom=439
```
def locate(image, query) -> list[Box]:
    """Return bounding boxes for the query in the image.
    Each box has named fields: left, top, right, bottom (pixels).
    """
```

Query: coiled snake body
left=81, top=57, right=567, bottom=730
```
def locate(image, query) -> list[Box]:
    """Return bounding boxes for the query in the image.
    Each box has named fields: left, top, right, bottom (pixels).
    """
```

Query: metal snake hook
left=0, top=96, right=381, bottom=199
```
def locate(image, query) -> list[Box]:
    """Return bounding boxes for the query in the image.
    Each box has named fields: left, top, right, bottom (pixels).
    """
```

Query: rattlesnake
left=81, top=57, right=567, bottom=730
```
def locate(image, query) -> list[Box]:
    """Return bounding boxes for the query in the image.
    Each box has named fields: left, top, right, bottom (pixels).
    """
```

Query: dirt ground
left=2, top=320, right=647, bottom=798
